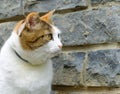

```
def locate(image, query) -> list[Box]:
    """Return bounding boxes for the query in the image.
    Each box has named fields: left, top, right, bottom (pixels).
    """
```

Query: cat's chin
left=48, top=49, right=61, bottom=58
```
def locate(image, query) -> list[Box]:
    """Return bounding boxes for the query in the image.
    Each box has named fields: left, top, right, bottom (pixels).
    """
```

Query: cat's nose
left=58, top=45, right=62, bottom=49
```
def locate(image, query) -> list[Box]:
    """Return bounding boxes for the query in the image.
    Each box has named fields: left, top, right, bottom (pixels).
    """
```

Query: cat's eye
left=44, top=34, right=53, bottom=40
left=49, top=34, right=53, bottom=40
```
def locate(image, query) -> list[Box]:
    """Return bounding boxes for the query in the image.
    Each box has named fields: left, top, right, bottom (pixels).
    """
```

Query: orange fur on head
left=14, top=10, right=55, bottom=50
left=25, top=12, right=41, bottom=30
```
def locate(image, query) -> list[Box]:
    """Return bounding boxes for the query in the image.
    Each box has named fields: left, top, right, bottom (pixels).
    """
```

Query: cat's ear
left=25, top=12, right=41, bottom=30
left=40, top=9, right=55, bottom=24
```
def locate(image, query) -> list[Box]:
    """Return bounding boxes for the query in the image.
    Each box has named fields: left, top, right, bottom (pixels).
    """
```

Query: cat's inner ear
left=25, top=12, right=42, bottom=30
left=40, top=9, right=55, bottom=24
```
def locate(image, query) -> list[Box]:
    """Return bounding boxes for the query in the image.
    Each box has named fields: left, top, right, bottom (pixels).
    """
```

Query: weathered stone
left=0, top=0, right=21, bottom=19
left=1, top=6, right=120, bottom=47
left=53, top=6, right=120, bottom=46
left=52, top=91, right=67, bottom=94
left=91, top=0, right=120, bottom=5
left=53, top=90, right=120, bottom=94
left=52, top=52, right=85, bottom=85
left=25, top=0, right=87, bottom=12
left=0, top=22, right=17, bottom=48
left=0, top=0, right=87, bottom=19
left=87, top=49, right=120, bottom=87
left=52, top=49, right=120, bottom=87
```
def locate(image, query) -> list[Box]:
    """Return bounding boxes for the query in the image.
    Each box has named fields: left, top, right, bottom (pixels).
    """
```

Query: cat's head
left=14, top=10, right=62, bottom=55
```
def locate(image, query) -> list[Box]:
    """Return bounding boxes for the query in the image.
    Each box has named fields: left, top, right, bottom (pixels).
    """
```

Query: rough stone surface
left=1, top=6, right=120, bottom=47
left=91, top=0, right=120, bottom=4
left=0, top=22, right=17, bottom=48
left=53, top=90, right=120, bottom=94
left=25, top=0, right=87, bottom=12
left=87, top=49, right=120, bottom=87
left=52, top=49, right=120, bottom=87
left=52, top=52, right=85, bottom=85
left=0, top=0, right=87, bottom=19
left=53, top=6, right=120, bottom=46
left=0, top=0, right=21, bottom=19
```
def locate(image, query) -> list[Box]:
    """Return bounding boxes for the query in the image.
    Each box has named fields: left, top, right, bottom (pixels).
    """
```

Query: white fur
left=0, top=25, right=62, bottom=94
left=18, top=22, right=26, bottom=36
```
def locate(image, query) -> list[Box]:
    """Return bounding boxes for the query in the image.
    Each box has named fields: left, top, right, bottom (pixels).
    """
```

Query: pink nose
left=58, top=45, right=62, bottom=49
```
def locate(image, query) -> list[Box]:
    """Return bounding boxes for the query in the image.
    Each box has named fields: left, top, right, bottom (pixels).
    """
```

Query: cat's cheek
left=48, top=46, right=60, bottom=53
left=45, top=41, right=61, bottom=54
left=48, top=46, right=61, bottom=56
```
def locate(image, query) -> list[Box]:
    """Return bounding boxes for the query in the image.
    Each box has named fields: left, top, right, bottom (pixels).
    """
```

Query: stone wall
left=0, top=0, right=120, bottom=94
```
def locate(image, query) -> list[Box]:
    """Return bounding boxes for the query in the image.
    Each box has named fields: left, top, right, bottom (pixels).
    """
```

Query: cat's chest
left=3, top=61, right=53, bottom=89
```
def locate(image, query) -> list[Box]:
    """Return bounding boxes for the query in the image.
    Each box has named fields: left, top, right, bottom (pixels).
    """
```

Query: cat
left=0, top=10, right=62, bottom=94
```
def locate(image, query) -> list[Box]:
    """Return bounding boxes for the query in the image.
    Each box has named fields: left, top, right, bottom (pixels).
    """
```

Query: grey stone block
left=52, top=49, right=120, bottom=87
left=0, top=22, right=17, bottom=48
left=87, top=49, right=120, bottom=87
left=52, top=52, right=85, bottom=85
left=91, top=0, right=120, bottom=4
left=1, top=5, right=120, bottom=47
left=0, top=0, right=87, bottom=19
left=53, top=6, right=120, bottom=46
left=0, top=0, right=21, bottom=19
left=25, top=0, right=87, bottom=12
left=53, top=90, right=120, bottom=94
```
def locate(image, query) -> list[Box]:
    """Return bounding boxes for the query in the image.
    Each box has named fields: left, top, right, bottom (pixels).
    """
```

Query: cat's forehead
left=26, top=12, right=39, bottom=20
